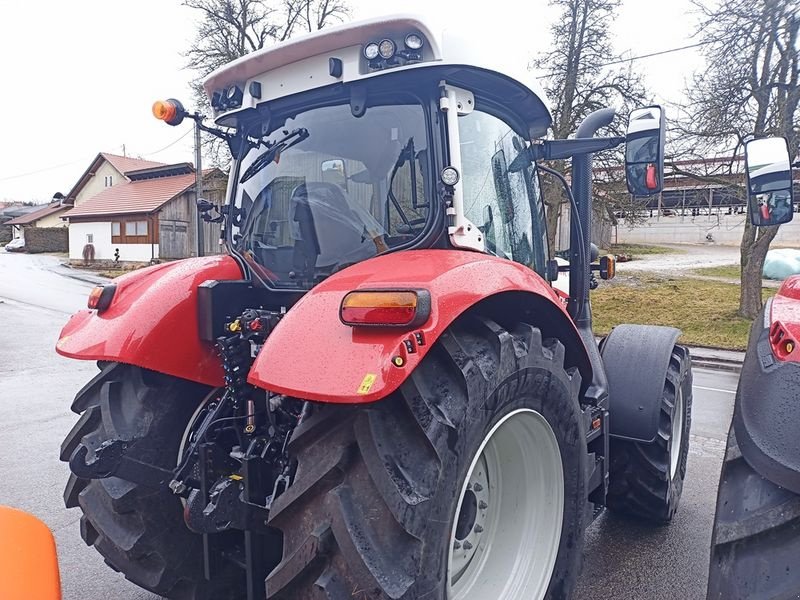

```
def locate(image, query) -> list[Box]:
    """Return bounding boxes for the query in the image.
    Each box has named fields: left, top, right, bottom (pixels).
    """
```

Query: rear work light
left=340, top=290, right=430, bottom=328
left=87, top=284, right=116, bottom=313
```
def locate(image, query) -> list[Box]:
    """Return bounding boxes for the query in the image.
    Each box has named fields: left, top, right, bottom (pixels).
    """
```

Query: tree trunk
left=739, top=220, right=778, bottom=319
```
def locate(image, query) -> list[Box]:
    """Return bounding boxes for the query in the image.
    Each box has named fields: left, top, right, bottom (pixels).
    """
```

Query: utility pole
left=194, top=116, right=205, bottom=257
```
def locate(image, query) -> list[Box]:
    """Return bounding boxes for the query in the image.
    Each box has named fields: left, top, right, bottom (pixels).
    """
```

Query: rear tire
left=266, top=315, right=587, bottom=600
left=60, top=363, right=246, bottom=600
left=707, top=425, right=800, bottom=599
left=607, top=345, right=693, bottom=522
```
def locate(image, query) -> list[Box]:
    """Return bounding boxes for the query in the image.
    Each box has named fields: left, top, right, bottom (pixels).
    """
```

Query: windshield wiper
left=239, top=128, right=309, bottom=184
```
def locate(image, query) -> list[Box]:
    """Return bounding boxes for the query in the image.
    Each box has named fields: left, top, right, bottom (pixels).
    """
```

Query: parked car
left=4, top=238, right=25, bottom=252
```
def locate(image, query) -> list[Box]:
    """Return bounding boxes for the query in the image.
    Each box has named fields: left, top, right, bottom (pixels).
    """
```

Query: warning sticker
left=357, top=373, right=377, bottom=395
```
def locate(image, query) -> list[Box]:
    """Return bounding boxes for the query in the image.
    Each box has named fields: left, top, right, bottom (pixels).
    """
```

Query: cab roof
left=203, top=15, right=553, bottom=138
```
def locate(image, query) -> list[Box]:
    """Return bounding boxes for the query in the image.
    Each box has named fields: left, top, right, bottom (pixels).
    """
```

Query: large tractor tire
left=707, top=425, right=800, bottom=599
left=607, top=344, right=693, bottom=522
left=60, top=363, right=245, bottom=600
left=266, top=315, right=587, bottom=600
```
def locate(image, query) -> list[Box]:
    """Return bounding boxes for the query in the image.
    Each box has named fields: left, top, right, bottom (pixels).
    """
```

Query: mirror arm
left=530, top=136, right=626, bottom=161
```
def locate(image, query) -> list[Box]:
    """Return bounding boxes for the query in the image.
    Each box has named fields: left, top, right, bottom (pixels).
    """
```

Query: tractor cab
left=194, top=16, right=555, bottom=291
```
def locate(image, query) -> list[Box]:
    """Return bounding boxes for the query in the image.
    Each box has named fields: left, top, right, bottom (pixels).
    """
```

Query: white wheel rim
left=447, top=408, right=564, bottom=600
left=670, top=386, right=684, bottom=479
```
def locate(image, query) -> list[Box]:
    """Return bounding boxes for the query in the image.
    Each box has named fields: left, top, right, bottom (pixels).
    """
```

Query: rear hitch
left=68, top=440, right=175, bottom=488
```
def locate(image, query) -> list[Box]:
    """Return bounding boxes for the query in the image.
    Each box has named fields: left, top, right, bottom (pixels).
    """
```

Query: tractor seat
left=290, top=182, right=375, bottom=272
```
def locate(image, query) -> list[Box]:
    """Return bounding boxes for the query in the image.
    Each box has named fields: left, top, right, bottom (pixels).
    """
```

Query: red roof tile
left=5, top=203, right=69, bottom=225
left=100, top=153, right=166, bottom=175
left=64, top=173, right=196, bottom=219
left=65, top=153, right=167, bottom=202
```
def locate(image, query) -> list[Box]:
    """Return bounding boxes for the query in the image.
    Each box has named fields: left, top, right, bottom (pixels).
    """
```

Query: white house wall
left=68, top=221, right=158, bottom=262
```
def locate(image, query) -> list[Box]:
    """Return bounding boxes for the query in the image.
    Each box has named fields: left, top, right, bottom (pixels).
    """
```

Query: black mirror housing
left=744, top=137, right=795, bottom=227
left=624, top=106, right=665, bottom=197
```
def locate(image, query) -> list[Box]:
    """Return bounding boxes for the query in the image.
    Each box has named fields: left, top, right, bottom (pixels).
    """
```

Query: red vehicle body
left=56, top=251, right=590, bottom=402
left=57, top=255, right=241, bottom=387
left=767, top=274, right=800, bottom=362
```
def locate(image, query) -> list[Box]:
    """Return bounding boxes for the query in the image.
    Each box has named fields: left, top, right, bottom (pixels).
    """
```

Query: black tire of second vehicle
left=265, top=315, right=587, bottom=600
left=706, top=425, right=800, bottom=599
left=607, top=345, right=693, bottom=522
left=60, top=362, right=246, bottom=600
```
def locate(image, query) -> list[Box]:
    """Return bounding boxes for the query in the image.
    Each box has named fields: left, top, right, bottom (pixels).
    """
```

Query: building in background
left=63, top=163, right=226, bottom=262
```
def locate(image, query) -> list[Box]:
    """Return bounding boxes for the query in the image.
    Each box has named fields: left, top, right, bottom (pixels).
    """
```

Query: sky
left=0, top=0, right=706, bottom=204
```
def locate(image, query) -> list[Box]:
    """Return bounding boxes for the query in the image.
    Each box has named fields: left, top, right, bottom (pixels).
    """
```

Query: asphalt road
left=0, top=252, right=738, bottom=600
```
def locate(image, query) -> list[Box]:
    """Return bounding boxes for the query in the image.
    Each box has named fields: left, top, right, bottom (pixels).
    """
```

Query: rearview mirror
left=625, top=106, right=665, bottom=197
left=744, top=137, right=794, bottom=227
left=321, top=159, right=347, bottom=188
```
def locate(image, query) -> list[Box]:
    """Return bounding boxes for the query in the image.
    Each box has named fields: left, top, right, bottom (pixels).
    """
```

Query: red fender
left=56, top=256, right=242, bottom=386
left=248, top=249, right=589, bottom=403
left=769, top=274, right=800, bottom=363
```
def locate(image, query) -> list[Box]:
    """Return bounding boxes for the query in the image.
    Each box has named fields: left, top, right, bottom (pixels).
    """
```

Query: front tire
left=607, top=345, right=693, bottom=522
left=266, top=315, right=587, bottom=600
left=707, top=425, right=800, bottom=599
left=60, top=363, right=245, bottom=600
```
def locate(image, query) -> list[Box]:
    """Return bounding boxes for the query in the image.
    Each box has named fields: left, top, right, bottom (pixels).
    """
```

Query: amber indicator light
left=340, top=289, right=431, bottom=328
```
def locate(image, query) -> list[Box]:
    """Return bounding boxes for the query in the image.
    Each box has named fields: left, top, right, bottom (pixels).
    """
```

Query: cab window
left=458, top=109, right=548, bottom=276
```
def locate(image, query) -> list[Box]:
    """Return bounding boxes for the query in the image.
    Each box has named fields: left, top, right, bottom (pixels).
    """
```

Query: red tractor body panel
left=56, top=255, right=242, bottom=387
left=248, top=249, right=586, bottom=403
left=769, top=274, right=800, bottom=363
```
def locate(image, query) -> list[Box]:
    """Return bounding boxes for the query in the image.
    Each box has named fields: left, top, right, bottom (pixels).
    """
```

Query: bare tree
left=533, top=0, right=648, bottom=250
left=679, top=0, right=799, bottom=319
left=184, top=0, right=350, bottom=164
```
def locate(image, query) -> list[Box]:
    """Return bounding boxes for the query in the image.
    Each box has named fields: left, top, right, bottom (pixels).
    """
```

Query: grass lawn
left=593, top=275, right=771, bottom=350
left=603, top=243, right=676, bottom=258
left=692, top=264, right=741, bottom=279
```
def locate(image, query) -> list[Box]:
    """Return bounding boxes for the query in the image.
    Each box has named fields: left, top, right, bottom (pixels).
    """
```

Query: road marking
left=694, top=385, right=736, bottom=394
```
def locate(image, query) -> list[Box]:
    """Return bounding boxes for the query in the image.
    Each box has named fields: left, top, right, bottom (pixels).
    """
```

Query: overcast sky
left=0, top=0, right=705, bottom=203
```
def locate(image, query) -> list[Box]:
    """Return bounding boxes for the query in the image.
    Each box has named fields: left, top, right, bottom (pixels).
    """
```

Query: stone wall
left=24, top=227, right=69, bottom=253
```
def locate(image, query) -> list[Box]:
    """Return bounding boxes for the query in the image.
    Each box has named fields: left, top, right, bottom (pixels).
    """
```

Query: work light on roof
left=378, top=39, right=396, bottom=59
left=404, top=33, right=424, bottom=50
left=363, top=42, right=380, bottom=60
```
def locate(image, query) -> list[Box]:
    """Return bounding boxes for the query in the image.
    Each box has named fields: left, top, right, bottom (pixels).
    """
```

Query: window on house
left=104, top=176, right=113, bottom=187
left=125, top=221, right=147, bottom=236
left=87, top=233, right=94, bottom=243
left=113, top=219, right=151, bottom=244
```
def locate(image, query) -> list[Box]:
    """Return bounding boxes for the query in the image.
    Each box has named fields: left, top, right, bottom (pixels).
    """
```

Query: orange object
left=152, top=99, right=177, bottom=122
left=0, top=506, right=61, bottom=600
left=340, top=290, right=420, bottom=326
left=645, top=163, right=658, bottom=190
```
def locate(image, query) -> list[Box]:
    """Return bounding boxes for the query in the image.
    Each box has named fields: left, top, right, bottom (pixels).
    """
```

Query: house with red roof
left=5, top=199, right=70, bottom=241
left=62, top=153, right=226, bottom=262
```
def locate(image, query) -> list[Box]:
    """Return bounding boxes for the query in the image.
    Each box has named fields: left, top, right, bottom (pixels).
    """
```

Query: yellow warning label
left=357, top=373, right=377, bottom=395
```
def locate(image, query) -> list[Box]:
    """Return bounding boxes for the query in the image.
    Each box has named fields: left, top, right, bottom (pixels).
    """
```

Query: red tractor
left=707, top=137, right=800, bottom=599
left=57, top=16, right=693, bottom=600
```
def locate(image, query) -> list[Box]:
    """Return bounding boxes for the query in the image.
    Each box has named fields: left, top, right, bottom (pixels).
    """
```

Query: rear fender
left=56, top=256, right=242, bottom=387
left=248, top=250, right=591, bottom=403
left=734, top=291, right=800, bottom=494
